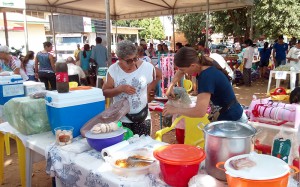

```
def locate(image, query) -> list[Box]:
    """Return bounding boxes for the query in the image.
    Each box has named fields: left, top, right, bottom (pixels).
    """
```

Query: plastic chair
left=0, top=132, right=26, bottom=187
left=155, top=114, right=210, bottom=148
left=183, top=79, right=193, bottom=92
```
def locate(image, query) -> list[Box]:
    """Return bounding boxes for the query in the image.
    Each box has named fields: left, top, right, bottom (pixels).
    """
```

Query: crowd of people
left=0, top=35, right=299, bottom=137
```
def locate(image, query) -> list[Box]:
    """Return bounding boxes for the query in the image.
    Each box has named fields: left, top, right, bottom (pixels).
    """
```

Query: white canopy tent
left=1, top=0, right=253, bottom=64
left=22, top=0, right=253, bottom=20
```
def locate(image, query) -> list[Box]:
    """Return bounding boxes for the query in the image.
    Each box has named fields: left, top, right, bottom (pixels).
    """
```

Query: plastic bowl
left=54, top=126, right=74, bottom=146
left=85, top=128, right=125, bottom=151
left=153, top=144, right=206, bottom=187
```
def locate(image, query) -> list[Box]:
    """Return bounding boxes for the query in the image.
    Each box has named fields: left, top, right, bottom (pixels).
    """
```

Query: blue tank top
left=37, top=52, right=54, bottom=73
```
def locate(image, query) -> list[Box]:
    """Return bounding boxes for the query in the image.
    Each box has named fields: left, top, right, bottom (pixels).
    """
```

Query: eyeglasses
left=122, top=57, right=138, bottom=64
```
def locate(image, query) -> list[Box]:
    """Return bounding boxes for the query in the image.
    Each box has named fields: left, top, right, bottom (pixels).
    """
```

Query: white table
left=25, top=132, right=56, bottom=187
left=0, top=122, right=56, bottom=187
left=267, top=70, right=300, bottom=94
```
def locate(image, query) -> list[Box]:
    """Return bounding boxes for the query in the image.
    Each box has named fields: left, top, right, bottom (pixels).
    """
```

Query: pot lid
left=85, top=128, right=126, bottom=139
left=224, top=153, right=290, bottom=180
left=153, top=144, right=205, bottom=165
left=204, top=121, right=256, bottom=138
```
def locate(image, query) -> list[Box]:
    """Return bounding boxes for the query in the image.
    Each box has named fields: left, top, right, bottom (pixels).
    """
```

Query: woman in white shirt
left=243, top=39, right=254, bottom=87
left=22, top=51, right=35, bottom=81
left=103, top=40, right=159, bottom=136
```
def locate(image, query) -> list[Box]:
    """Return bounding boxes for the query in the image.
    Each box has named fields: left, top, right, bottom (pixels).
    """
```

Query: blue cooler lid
left=0, top=74, right=24, bottom=85
left=85, top=128, right=126, bottom=139
left=45, top=87, right=104, bottom=108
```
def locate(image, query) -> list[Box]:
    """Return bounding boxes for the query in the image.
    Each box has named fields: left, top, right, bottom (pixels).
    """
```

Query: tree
left=211, top=0, right=300, bottom=40
left=211, top=8, right=251, bottom=40
left=175, top=13, right=207, bottom=45
left=254, top=0, right=300, bottom=38
left=113, top=18, right=165, bottom=40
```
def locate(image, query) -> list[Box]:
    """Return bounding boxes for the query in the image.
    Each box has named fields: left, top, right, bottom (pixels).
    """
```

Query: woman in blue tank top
left=35, top=42, right=56, bottom=90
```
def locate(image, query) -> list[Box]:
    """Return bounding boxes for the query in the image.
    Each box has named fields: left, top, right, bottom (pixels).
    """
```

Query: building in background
left=0, top=12, right=47, bottom=53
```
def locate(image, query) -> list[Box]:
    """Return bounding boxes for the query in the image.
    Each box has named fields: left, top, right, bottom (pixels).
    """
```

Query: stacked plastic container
left=23, top=81, right=46, bottom=96
left=45, top=88, right=105, bottom=137
left=0, top=75, right=24, bottom=119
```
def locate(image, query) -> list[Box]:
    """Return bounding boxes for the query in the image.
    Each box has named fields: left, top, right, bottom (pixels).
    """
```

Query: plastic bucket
left=159, top=162, right=200, bottom=187
left=153, top=144, right=205, bottom=187
left=225, top=173, right=290, bottom=187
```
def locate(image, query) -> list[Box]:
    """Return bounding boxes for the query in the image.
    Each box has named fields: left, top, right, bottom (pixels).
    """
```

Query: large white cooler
left=45, top=88, right=105, bottom=137
left=23, top=81, right=46, bottom=96
left=0, top=75, right=24, bottom=105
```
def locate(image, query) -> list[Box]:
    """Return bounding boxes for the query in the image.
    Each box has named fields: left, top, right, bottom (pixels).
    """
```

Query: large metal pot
left=201, top=121, right=257, bottom=181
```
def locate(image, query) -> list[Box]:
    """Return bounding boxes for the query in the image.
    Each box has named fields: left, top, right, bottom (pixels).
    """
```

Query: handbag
left=125, top=105, right=148, bottom=123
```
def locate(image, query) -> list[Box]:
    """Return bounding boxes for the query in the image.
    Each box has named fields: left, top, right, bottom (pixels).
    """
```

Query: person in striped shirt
left=0, top=45, right=21, bottom=74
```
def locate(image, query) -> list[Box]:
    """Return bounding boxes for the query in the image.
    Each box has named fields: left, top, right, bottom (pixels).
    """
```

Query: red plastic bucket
left=153, top=144, right=206, bottom=187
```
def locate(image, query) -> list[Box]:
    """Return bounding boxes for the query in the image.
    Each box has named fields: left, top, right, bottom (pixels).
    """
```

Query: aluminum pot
left=199, top=121, right=257, bottom=181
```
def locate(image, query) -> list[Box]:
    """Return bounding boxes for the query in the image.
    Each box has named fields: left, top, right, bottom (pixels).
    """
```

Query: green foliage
left=175, top=13, right=207, bottom=44
left=211, top=0, right=300, bottom=39
left=113, top=18, right=165, bottom=40
left=254, top=0, right=300, bottom=38
left=211, top=8, right=251, bottom=39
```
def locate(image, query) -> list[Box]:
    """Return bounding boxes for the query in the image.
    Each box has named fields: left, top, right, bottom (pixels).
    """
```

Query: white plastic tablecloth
left=46, top=136, right=170, bottom=187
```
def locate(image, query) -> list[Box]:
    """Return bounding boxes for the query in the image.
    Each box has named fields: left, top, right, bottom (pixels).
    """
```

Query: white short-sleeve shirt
left=107, top=60, right=154, bottom=123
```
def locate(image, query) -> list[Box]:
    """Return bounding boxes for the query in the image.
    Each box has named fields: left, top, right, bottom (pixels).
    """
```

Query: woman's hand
left=35, top=73, right=39, bottom=79
left=165, top=85, right=176, bottom=99
left=163, top=104, right=177, bottom=116
left=120, top=85, right=136, bottom=95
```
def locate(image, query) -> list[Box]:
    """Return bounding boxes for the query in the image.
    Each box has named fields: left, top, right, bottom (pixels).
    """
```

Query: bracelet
left=274, top=107, right=280, bottom=120
left=269, top=107, right=274, bottom=118
left=262, top=106, right=268, bottom=117
left=281, top=108, right=285, bottom=121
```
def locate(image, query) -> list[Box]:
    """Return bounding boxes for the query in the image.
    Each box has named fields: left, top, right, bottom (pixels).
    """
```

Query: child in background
left=22, top=51, right=35, bottom=81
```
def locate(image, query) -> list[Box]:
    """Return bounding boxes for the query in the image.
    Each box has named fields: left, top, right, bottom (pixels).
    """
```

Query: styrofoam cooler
left=45, top=88, right=105, bottom=137
left=23, top=81, right=46, bottom=96
left=0, top=75, right=25, bottom=105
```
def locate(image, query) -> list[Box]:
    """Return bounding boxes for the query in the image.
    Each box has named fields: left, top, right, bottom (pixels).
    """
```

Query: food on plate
left=115, top=155, right=152, bottom=168
left=115, top=159, right=130, bottom=168
left=91, top=122, right=118, bottom=134
left=229, top=157, right=256, bottom=170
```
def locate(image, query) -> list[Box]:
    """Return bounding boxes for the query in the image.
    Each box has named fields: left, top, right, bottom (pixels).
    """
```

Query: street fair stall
left=156, top=54, right=175, bottom=97
left=0, top=80, right=300, bottom=187
left=247, top=97, right=300, bottom=181
left=267, top=65, right=300, bottom=94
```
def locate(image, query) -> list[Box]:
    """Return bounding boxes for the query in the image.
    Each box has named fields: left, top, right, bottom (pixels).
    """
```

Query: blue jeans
left=275, top=59, right=286, bottom=67
left=28, top=75, right=36, bottom=81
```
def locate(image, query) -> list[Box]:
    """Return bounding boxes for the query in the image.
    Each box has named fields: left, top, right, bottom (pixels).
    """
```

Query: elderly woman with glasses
left=0, top=45, right=21, bottom=74
left=103, top=40, right=159, bottom=136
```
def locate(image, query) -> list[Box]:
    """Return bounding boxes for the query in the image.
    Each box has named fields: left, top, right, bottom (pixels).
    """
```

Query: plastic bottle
left=56, top=62, right=69, bottom=93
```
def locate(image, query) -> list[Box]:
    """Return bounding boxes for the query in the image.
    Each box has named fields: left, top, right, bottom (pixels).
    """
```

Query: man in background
left=91, top=37, right=108, bottom=69
left=66, top=56, right=86, bottom=85
left=90, top=37, right=108, bottom=87
left=273, top=35, right=288, bottom=67
left=197, top=41, right=210, bottom=56
left=74, top=44, right=81, bottom=61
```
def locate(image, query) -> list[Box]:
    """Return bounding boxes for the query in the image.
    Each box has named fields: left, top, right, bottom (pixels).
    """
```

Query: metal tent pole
left=250, top=7, right=253, bottom=39
left=205, top=0, right=210, bottom=48
left=105, top=0, right=112, bottom=66
left=50, top=9, right=57, bottom=58
left=172, top=10, right=175, bottom=52
left=3, top=12, right=9, bottom=46
left=23, top=9, right=29, bottom=52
